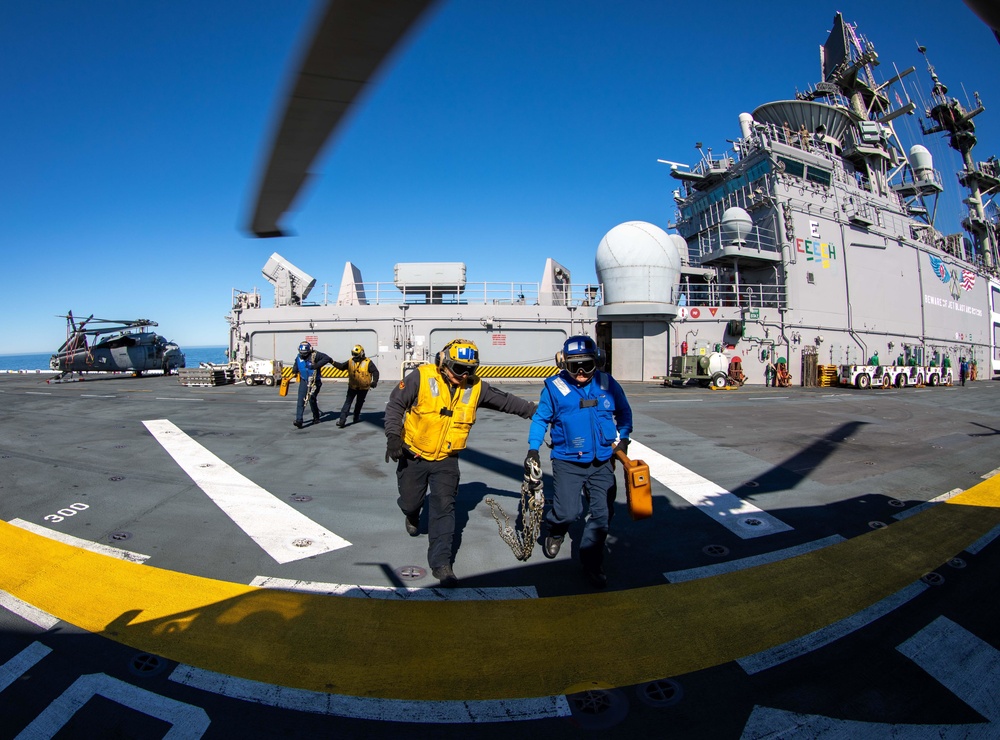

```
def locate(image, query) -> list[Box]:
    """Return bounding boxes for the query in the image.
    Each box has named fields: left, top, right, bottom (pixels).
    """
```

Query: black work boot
left=543, top=535, right=564, bottom=559
left=293, top=420, right=303, bottom=429
left=404, top=513, right=420, bottom=536
left=583, top=566, right=608, bottom=589
left=431, top=564, right=458, bottom=588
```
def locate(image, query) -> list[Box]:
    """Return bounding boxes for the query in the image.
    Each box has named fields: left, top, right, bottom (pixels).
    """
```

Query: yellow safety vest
left=403, top=364, right=481, bottom=460
left=348, top=358, right=373, bottom=390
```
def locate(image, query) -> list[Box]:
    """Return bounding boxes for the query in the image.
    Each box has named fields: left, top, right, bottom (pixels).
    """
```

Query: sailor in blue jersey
left=525, top=335, right=632, bottom=588
left=290, top=341, right=333, bottom=428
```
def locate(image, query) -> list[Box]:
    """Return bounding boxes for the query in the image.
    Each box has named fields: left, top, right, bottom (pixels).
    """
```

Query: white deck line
left=647, top=398, right=704, bottom=403
left=628, top=440, right=793, bottom=539
left=663, top=536, right=845, bottom=583
left=250, top=576, right=538, bottom=601
left=0, top=642, right=52, bottom=694
left=8, top=519, right=150, bottom=563
left=17, top=673, right=211, bottom=739
left=892, top=488, right=964, bottom=521
left=737, top=581, right=928, bottom=675
left=143, top=419, right=350, bottom=564
left=0, top=591, right=59, bottom=630
left=741, top=616, right=1000, bottom=736
left=897, top=616, right=1000, bottom=722
left=169, top=664, right=571, bottom=723
left=966, top=522, right=1000, bottom=555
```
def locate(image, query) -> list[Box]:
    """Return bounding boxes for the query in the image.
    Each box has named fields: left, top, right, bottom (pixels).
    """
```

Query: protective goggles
left=448, top=362, right=478, bottom=377
left=566, top=358, right=596, bottom=374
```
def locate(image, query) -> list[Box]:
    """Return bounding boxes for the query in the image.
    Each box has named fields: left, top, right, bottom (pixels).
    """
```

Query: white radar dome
left=596, top=221, right=681, bottom=306
left=669, top=234, right=689, bottom=266
left=908, top=145, right=935, bottom=181
left=721, top=207, right=753, bottom=245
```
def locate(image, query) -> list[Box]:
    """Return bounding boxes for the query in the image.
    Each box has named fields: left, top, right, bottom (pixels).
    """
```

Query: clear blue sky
left=2, top=1, right=997, bottom=354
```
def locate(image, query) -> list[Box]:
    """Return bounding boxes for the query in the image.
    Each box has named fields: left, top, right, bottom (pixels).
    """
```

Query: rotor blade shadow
left=730, top=420, right=869, bottom=497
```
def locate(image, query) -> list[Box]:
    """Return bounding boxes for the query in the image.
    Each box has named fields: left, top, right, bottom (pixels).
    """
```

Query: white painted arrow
left=143, top=419, right=350, bottom=564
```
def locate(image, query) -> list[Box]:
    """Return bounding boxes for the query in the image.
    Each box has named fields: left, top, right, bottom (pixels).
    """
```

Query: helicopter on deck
left=49, top=312, right=186, bottom=379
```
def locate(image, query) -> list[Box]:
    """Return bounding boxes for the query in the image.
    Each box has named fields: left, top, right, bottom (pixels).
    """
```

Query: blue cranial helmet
left=557, top=335, right=603, bottom=376
left=298, top=341, right=312, bottom=358
left=563, top=335, right=598, bottom=359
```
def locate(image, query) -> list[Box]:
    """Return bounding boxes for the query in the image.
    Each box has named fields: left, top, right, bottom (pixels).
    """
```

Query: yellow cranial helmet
left=439, top=339, right=479, bottom=377
left=351, top=345, right=365, bottom=359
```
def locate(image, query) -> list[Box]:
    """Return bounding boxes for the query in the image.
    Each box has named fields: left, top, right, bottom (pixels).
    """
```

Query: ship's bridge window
left=806, top=167, right=832, bottom=186
left=777, top=155, right=831, bottom=187
left=777, top=156, right=804, bottom=178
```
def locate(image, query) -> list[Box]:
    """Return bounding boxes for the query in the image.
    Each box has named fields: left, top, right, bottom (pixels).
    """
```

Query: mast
left=918, top=45, right=1000, bottom=270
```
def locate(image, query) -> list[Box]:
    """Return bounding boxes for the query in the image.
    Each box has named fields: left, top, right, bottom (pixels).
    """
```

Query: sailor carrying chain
left=485, top=457, right=545, bottom=561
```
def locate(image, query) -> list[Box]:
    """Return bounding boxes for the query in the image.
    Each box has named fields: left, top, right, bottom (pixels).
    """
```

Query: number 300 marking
left=44, top=502, right=89, bottom=524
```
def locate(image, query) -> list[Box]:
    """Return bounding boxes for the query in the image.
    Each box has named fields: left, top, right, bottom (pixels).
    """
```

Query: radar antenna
left=917, top=44, right=1000, bottom=270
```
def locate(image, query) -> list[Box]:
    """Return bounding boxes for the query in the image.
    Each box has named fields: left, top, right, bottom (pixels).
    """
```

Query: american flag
left=962, top=269, right=976, bottom=291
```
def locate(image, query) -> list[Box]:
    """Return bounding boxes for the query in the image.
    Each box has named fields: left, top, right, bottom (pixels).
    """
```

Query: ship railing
left=316, top=282, right=604, bottom=308
left=895, top=166, right=945, bottom=192
left=681, top=282, right=786, bottom=309
left=689, top=153, right=736, bottom=177
left=689, top=220, right=781, bottom=262
left=743, top=121, right=822, bottom=158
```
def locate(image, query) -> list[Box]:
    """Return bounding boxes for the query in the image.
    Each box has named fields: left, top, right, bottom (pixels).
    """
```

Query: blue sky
left=2, top=1, right=997, bottom=354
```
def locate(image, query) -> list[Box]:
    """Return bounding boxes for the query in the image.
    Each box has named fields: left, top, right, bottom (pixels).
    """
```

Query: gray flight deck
left=2, top=372, right=1000, bottom=738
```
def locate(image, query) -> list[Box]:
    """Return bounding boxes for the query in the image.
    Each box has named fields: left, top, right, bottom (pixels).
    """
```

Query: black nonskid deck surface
left=2, top=373, right=999, bottom=738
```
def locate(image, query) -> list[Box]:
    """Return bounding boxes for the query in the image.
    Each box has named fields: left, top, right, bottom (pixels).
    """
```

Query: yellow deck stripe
left=2, top=476, right=999, bottom=701
left=280, top=366, right=558, bottom=379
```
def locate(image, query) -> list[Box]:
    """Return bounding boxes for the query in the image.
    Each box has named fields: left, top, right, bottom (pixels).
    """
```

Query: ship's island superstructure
left=228, top=14, right=999, bottom=387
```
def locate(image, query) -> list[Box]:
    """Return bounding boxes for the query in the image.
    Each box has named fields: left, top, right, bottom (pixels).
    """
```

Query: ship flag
left=962, top=269, right=976, bottom=291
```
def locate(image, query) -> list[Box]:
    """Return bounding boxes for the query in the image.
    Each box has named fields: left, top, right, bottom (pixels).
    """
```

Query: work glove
left=614, top=438, right=630, bottom=456
left=524, top=449, right=541, bottom=477
left=371, top=383, right=378, bottom=389
left=525, top=401, right=538, bottom=418
left=385, top=434, right=404, bottom=463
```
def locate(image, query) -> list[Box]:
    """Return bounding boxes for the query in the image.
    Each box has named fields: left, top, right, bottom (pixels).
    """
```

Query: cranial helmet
left=438, top=339, right=479, bottom=378
left=352, top=344, right=365, bottom=360
left=298, top=341, right=312, bottom=358
left=555, top=335, right=604, bottom=376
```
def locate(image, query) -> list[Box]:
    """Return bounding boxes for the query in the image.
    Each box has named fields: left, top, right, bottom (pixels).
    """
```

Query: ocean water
left=0, top=346, right=228, bottom=372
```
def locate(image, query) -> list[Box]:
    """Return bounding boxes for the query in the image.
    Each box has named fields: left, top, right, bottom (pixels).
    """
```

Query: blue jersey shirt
left=292, top=350, right=332, bottom=383
left=528, top=370, right=632, bottom=462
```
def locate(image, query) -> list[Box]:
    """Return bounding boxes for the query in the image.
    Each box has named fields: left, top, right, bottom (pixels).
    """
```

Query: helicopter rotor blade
left=247, top=0, right=437, bottom=238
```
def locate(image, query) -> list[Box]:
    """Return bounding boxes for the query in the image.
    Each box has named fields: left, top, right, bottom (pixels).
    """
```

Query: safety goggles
left=567, top=358, right=596, bottom=374
left=449, top=363, right=477, bottom=377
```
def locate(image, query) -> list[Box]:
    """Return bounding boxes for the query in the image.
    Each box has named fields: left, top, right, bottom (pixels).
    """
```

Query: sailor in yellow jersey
left=384, top=339, right=536, bottom=587
left=332, top=344, right=379, bottom=427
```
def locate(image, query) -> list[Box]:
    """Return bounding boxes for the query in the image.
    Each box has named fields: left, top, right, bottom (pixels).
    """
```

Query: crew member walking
left=526, top=335, right=632, bottom=588
left=384, top=339, right=536, bottom=587
left=290, top=341, right=333, bottom=428
left=332, top=345, right=379, bottom=427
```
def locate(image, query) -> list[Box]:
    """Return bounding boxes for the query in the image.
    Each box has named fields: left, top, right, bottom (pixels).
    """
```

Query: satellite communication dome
left=721, top=207, right=753, bottom=245
left=596, top=221, right=681, bottom=305
left=669, top=234, right=689, bottom=266
left=908, top=145, right=935, bottom=181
